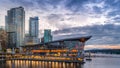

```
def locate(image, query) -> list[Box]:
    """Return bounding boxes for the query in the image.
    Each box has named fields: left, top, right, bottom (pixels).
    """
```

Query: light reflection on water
left=0, top=60, right=82, bottom=68
left=0, top=57, right=120, bottom=68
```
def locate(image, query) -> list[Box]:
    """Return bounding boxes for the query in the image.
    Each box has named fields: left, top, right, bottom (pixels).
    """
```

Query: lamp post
left=0, top=40, right=2, bottom=52
left=0, top=40, right=4, bottom=60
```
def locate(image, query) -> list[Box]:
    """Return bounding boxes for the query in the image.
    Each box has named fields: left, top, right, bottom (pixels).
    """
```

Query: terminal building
left=21, top=35, right=92, bottom=62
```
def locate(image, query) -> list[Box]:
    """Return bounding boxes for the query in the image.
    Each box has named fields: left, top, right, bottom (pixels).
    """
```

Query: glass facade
left=29, top=17, right=39, bottom=37
left=44, top=29, right=52, bottom=43
left=5, top=6, right=25, bottom=48
left=48, top=40, right=83, bottom=50
left=29, top=17, right=39, bottom=44
left=7, top=32, right=16, bottom=48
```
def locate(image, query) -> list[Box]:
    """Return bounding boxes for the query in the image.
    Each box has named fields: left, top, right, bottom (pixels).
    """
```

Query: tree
left=0, top=28, right=8, bottom=52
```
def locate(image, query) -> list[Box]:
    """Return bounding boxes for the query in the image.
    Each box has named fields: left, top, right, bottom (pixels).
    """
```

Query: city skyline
left=0, top=0, right=120, bottom=49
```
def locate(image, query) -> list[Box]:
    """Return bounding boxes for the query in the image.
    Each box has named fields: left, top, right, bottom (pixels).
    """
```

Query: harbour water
left=0, top=57, right=120, bottom=68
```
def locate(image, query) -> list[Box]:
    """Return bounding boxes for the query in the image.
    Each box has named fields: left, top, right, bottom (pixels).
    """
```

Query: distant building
left=25, top=34, right=40, bottom=45
left=44, top=29, right=52, bottom=43
left=5, top=6, right=25, bottom=48
left=39, top=30, right=44, bottom=43
left=28, top=37, right=39, bottom=44
left=29, top=17, right=39, bottom=44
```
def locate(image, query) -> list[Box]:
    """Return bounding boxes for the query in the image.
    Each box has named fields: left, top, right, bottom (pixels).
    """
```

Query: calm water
left=0, top=57, right=120, bottom=68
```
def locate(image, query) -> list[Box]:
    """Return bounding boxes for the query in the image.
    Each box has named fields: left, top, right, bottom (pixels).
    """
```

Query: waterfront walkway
left=10, top=58, right=85, bottom=63
left=0, top=53, right=84, bottom=63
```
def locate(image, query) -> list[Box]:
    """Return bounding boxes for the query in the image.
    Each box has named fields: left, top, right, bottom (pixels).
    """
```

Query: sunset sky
left=0, top=0, right=120, bottom=49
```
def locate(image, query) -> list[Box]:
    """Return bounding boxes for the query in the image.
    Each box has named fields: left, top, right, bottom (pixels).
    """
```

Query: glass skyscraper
left=5, top=6, right=25, bottom=48
left=29, top=17, right=39, bottom=44
left=29, top=17, right=39, bottom=37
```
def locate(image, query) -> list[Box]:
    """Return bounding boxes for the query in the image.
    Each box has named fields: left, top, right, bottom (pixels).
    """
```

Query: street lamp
left=0, top=40, right=2, bottom=52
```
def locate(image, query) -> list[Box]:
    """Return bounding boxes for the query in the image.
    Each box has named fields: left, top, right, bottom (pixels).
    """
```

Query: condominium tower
left=28, top=17, right=39, bottom=44
left=29, top=17, right=39, bottom=37
left=5, top=6, right=25, bottom=48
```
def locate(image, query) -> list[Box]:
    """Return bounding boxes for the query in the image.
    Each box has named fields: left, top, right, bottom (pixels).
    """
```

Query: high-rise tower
left=5, top=6, right=25, bottom=48
left=28, top=17, right=39, bottom=44
left=29, top=17, right=39, bottom=37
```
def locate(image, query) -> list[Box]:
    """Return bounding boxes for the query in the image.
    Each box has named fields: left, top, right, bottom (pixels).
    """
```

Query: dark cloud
left=104, top=0, right=120, bottom=20
left=10, top=0, right=34, bottom=8
left=107, top=10, right=120, bottom=17
left=42, top=0, right=63, bottom=8
left=53, top=24, right=120, bottom=45
left=9, top=0, right=62, bottom=10
left=92, top=6, right=103, bottom=14
left=1, top=0, right=120, bottom=24
left=35, top=0, right=62, bottom=5
left=6, top=0, right=120, bottom=18
left=105, top=0, right=120, bottom=8
left=8, top=0, right=89, bottom=12
left=1, top=0, right=120, bottom=45
left=65, top=0, right=89, bottom=12
left=113, top=17, right=120, bottom=22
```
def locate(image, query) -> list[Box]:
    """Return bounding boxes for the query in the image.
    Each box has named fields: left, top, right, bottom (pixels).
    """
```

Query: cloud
left=46, top=14, right=72, bottom=29
left=0, top=0, right=120, bottom=47
left=0, top=0, right=120, bottom=43
left=0, top=0, right=120, bottom=30
left=65, top=0, right=89, bottom=12
left=53, top=24, right=120, bottom=45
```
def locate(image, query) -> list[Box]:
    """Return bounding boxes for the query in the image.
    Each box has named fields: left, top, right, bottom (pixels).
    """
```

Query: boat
left=86, top=52, right=92, bottom=61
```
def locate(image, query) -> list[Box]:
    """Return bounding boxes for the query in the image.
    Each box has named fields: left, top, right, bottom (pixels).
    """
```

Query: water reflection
left=0, top=60, right=82, bottom=68
left=1, top=57, right=120, bottom=68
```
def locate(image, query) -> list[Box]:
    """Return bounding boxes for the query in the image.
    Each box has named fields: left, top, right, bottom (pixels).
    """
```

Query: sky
left=0, top=0, right=120, bottom=49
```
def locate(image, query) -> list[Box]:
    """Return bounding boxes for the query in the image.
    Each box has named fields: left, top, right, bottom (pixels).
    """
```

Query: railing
left=0, top=53, right=84, bottom=63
